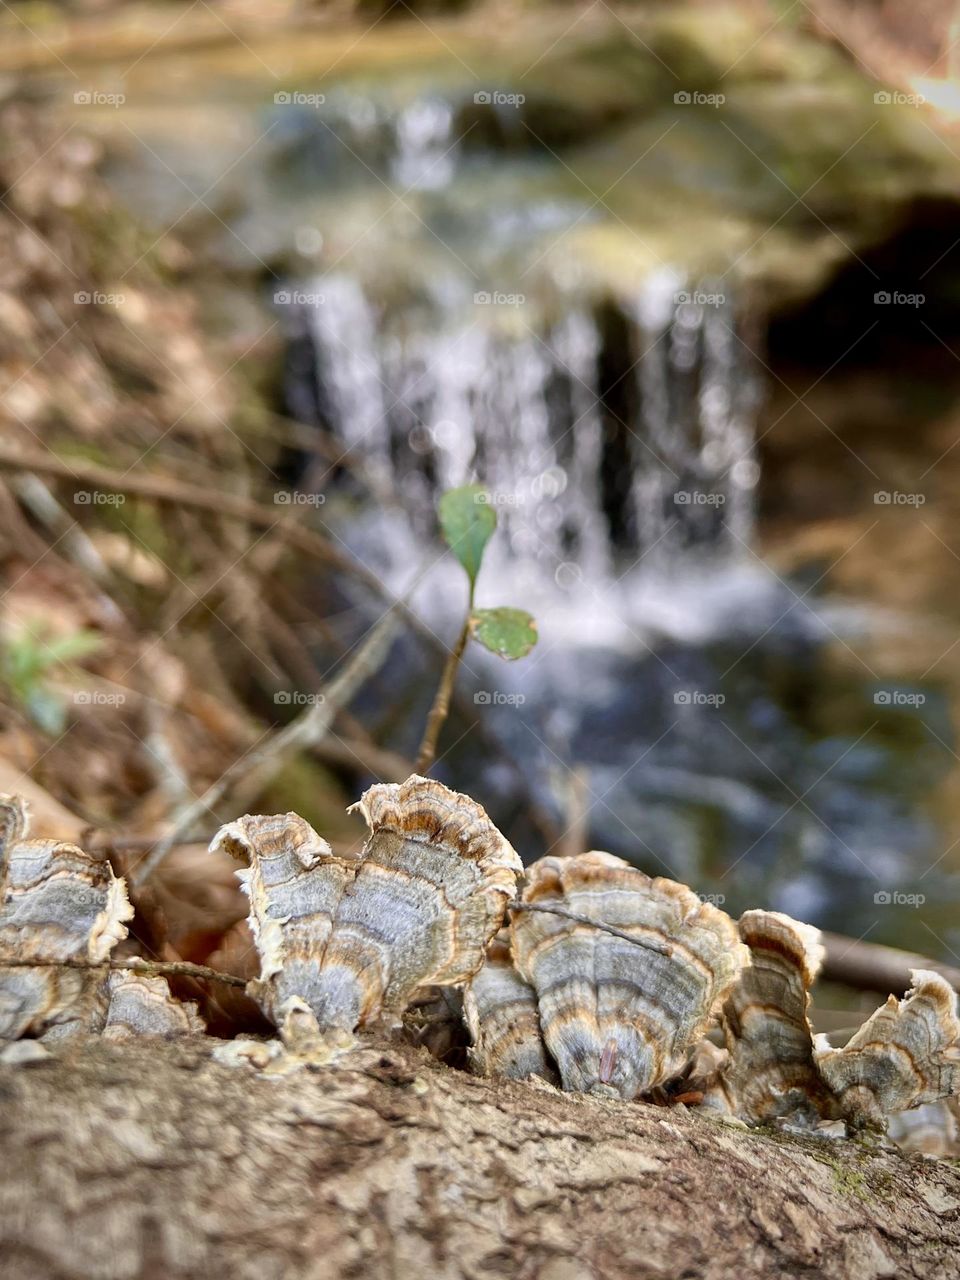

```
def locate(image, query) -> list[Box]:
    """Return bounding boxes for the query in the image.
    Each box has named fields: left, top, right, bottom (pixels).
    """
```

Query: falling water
left=286, top=267, right=762, bottom=636
left=303, top=275, right=391, bottom=480
left=277, top=84, right=765, bottom=614
left=392, top=97, right=457, bottom=191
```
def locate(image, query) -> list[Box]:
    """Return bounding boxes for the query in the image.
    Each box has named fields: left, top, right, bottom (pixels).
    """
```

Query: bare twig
left=508, top=900, right=673, bottom=956
left=226, top=614, right=400, bottom=815
left=131, top=612, right=400, bottom=887
left=9, top=473, right=110, bottom=581
left=0, top=443, right=439, bottom=653
left=17, top=924, right=959, bottom=1000
left=0, top=955, right=247, bottom=989
left=0, top=445, right=321, bottom=547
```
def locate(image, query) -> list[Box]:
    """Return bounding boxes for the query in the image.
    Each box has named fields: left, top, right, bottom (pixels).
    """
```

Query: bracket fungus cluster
left=0, top=795, right=203, bottom=1046
left=700, top=909, right=960, bottom=1138
left=209, top=775, right=521, bottom=1037
left=2, top=778, right=959, bottom=1155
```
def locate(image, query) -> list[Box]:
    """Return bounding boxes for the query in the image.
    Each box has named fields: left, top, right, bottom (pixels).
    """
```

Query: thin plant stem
left=414, top=583, right=474, bottom=774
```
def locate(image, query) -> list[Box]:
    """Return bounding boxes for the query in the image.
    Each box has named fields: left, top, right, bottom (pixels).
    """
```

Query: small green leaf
left=438, top=486, right=497, bottom=586
left=470, top=607, right=538, bottom=660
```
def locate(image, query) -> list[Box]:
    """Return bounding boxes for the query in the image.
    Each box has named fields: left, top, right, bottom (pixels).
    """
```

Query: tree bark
left=1, top=1034, right=959, bottom=1280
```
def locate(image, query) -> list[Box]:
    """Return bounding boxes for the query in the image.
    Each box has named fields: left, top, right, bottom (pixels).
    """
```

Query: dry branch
left=507, top=900, right=672, bottom=956
left=0, top=444, right=436, bottom=652
left=131, top=612, right=399, bottom=886
left=310, top=735, right=412, bottom=782
left=0, top=955, right=247, bottom=989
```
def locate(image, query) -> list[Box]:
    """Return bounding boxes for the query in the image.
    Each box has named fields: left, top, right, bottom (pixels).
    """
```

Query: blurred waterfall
left=288, top=267, right=762, bottom=633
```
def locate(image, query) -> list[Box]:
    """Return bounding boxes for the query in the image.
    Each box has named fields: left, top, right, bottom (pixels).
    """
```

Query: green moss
left=832, top=1163, right=870, bottom=1201
left=805, top=1147, right=886, bottom=1203
left=867, top=1168, right=896, bottom=1200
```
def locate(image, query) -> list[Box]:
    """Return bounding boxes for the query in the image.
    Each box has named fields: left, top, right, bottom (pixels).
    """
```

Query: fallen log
left=1, top=1033, right=958, bottom=1280
left=822, top=931, right=960, bottom=997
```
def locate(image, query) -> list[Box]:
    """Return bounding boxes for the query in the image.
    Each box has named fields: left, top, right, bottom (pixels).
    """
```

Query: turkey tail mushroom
left=814, top=969, right=960, bottom=1131
left=0, top=794, right=134, bottom=1042
left=706, top=910, right=833, bottom=1127
left=510, top=852, right=747, bottom=1100
left=211, top=776, right=521, bottom=1036
left=463, top=929, right=557, bottom=1084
